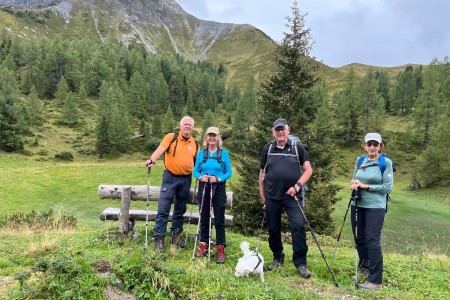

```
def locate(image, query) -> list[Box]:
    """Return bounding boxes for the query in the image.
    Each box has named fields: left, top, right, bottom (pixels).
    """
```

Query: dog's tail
left=240, top=241, right=250, bottom=253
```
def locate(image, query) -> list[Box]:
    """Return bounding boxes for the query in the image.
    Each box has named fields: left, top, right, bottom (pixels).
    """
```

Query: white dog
left=234, top=241, right=265, bottom=282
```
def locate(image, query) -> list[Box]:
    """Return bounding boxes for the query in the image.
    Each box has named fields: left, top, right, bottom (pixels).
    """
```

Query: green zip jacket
left=351, top=156, right=394, bottom=209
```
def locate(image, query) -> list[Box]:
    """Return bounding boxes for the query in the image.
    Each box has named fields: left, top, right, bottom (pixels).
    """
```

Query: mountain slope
left=0, top=0, right=276, bottom=85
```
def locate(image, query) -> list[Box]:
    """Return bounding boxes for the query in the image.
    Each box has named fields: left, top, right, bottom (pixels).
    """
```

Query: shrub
left=54, top=151, right=74, bottom=161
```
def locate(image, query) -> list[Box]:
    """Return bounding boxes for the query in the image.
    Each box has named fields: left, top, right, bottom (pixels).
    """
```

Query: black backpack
left=198, top=147, right=226, bottom=174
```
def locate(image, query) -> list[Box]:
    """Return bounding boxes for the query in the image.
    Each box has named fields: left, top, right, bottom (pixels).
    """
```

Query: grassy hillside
left=0, top=155, right=448, bottom=299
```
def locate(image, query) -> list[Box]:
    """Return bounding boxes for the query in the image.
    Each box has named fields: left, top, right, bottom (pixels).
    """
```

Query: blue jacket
left=193, top=148, right=232, bottom=182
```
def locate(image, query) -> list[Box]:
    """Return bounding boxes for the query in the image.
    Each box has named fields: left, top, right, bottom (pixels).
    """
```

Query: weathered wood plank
left=98, top=185, right=233, bottom=209
left=99, top=207, right=234, bottom=226
left=119, top=186, right=132, bottom=235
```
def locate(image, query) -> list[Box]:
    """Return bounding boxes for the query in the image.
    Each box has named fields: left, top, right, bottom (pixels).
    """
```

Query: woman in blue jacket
left=193, top=126, right=232, bottom=263
left=350, top=132, right=394, bottom=290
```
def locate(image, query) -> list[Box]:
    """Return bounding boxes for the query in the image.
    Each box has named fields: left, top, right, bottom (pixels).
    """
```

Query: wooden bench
left=98, top=184, right=234, bottom=234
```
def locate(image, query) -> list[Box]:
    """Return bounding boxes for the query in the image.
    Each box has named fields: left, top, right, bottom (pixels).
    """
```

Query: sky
left=176, top=0, right=449, bottom=68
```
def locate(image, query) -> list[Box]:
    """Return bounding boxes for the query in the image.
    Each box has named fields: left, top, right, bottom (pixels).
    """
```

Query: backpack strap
left=262, top=143, right=274, bottom=180
left=379, top=154, right=386, bottom=175
left=199, top=147, right=225, bottom=173
left=167, top=132, right=179, bottom=157
left=166, top=132, right=199, bottom=164
left=356, top=155, right=367, bottom=170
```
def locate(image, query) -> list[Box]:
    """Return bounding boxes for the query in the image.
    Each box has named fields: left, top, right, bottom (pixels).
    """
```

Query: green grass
left=1, top=154, right=449, bottom=299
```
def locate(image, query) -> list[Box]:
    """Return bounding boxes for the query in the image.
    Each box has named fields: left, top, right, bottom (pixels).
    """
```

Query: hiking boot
left=357, top=281, right=381, bottom=291
left=154, top=237, right=164, bottom=252
left=196, top=242, right=208, bottom=257
left=216, top=245, right=225, bottom=264
left=352, top=267, right=370, bottom=281
left=360, top=266, right=370, bottom=276
left=297, top=265, right=311, bottom=278
left=170, top=230, right=186, bottom=248
left=267, top=256, right=284, bottom=271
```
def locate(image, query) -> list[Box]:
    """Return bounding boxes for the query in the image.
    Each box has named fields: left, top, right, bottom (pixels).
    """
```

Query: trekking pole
left=192, top=180, right=207, bottom=260
left=145, top=166, right=151, bottom=249
left=294, top=195, right=339, bottom=287
left=329, top=196, right=352, bottom=268
left=185, top=179, right=199, bottom=247
left=255, top=207, right=266, bottom=253
left=354, top=190, right=359, bottom=288
left=207, top=180, right=213, bottom=266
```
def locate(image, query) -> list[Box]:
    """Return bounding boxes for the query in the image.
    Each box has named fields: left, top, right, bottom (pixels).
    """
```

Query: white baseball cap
left=364, top=133, right=382, bottom=143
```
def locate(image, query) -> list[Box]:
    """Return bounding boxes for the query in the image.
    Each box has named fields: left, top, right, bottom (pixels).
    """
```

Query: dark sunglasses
left=366, top=141, right=380, bottom=147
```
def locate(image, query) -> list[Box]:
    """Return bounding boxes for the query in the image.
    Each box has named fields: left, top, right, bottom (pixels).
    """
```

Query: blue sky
left=176, top=0, right=449, bottom=67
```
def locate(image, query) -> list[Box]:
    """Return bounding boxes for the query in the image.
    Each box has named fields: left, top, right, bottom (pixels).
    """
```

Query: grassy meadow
left=0, top=153, right=449, bottom=299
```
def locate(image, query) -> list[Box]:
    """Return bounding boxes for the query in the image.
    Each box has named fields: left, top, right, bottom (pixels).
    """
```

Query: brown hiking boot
left=357, top=281, right=381, bottom=290
left=216, top=245, right=225, bottom=264
left=154, top=237, right=164, bottom=252
left=196, top=242, right=208, bottom=257
left=170, top=230, right=186, bottom=248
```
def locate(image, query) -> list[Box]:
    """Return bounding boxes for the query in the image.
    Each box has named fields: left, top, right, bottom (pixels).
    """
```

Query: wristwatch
left=296, top=181, right=303, bottom=189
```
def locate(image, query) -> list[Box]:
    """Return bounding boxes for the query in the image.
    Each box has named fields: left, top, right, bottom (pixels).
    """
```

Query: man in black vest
left=258, top=118, right=313, bottom=278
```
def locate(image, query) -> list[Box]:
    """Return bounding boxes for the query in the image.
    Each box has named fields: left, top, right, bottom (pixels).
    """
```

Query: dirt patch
left=0, top=276, right=16, bottom=297
left=104, top=284, right=135, bottom=300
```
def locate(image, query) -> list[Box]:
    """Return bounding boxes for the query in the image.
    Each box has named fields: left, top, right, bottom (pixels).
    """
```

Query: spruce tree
left=201, top=109, right=215, bottom=136
left=3, top=53, right=16, bottom=71
left=128, top=71, right=147, bottom=118
left=376, top=70, right=391, bottom=112
left=78, top=82, right=87, bottom=105
left=391, top=68, right=417, bottom=114
left=0, top=67, right=24, bottom=151
left=96, top=115, right=111, bottom=156
left=110, top=84, right=130, bottom=153
left=232, top=1, right=335, bottom=235
left=413, top=60, right=441, bottom=147
left=152, top=115, right=162, bottom=138
left=358, top=69, right=385, bottom=133
left=27, top=84, right=42, bottom=125
left=162, top=105, right=175, bottom=134
left=61, top=92, right=78, bottom=125
left=418, top=104, right=450, bottom=186
left=334, top=68, right=360, bottom=144
left=55, top=75, right=69, bottom=103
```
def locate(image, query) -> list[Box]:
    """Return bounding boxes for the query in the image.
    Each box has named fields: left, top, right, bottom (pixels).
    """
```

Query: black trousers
left=266, top=196, right=308, bottom=267
left=197, top=182, right=227, bottom=246
left=351, top=206, right=386, bottom=284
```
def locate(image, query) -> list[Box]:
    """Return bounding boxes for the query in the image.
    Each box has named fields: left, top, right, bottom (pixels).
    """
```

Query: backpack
left=356, top=153, right=396, bottom=175
left=263, top=135, right=308, bottom=173
left=356, top=153, right=396, bottom=212
left=263, top=135, right=309, bottom=204
left=166, top=132, right=199, bottom=164
left=198, top=147, right=226, bottom=174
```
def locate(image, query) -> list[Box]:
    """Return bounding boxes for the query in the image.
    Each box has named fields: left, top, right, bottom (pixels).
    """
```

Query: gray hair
left=180, top=116, right=194, bottom=126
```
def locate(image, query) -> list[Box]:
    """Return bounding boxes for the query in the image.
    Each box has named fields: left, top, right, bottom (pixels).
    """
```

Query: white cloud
left=177, top=0, right=450, bottom=67
left=204, top=0, right=235, bottom=15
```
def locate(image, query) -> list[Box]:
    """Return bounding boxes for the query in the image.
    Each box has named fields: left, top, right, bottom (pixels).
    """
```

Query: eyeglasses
left=274, top=127, right=286, bottom=132
left=366, top=141, right=380, bottom=147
